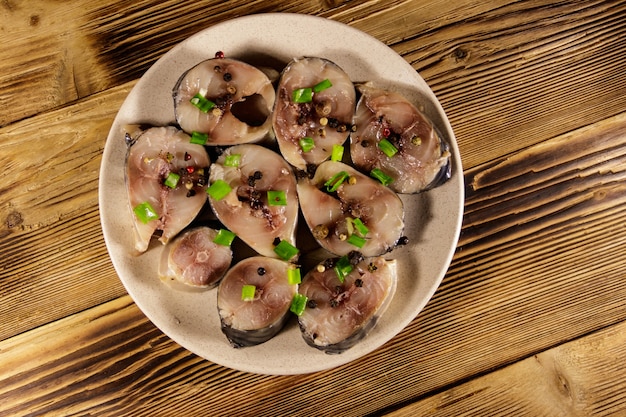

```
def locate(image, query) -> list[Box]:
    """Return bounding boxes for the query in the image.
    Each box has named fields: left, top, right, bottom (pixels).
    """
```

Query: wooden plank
left=5, top=1, right=625, bottom=169
left=382, top=320, right=626, bottom=416
left=1, top=112, right=625, bottom=416
left=402, top=0, right=626, bottom=168
left=0, top=83, right=134, bottom=340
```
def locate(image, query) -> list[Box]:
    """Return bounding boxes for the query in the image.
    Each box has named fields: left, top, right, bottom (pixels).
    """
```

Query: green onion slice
left=207, top=179, right=232, bottom=200
left=213, top=229, right=236, bottom=246
left=287, top=267, right=302, bottom=285
left=334, top=255, right=354, bottom=283
left=267, top=190, right=287, bottom=206
left=241, top=284, right=256, bottom=301
left=292, top=87, right=313, bottom=103
left=313, top=78, right=333, bottom=93
left=133, top=201, right=159, bottom=224
left=378, top=138, right=399, bottom=157
left=163, top=172, right=180, bottom=189
left=324, top=171, right=349, bottom=192
left=273, top=239, right=299, bottom=261
left=190, top=93, right=216, bottom=113
left=190, top=131, right=209, bottom=145
left=347, top=234, right=367, bottom=248
left=290, top=293, right=308, bottom=316
left=370, top=168, right=394, bottom=186
left=352, top=218, right=369, bottom=236
left=331, top=144, right=344, bottom=162
left=224, top=154, right=241, bottom=167
left=299, top=137, right=315, bottom=153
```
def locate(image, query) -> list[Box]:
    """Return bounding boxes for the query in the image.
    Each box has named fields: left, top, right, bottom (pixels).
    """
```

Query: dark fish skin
left=297, top=256, right=397, bottom=354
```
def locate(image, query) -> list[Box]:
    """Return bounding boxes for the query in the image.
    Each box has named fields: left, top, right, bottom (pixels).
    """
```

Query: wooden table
left=2, top=1, right=625, bottom=415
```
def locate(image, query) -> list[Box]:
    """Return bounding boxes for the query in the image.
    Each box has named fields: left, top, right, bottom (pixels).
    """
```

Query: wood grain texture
left=383, top=321, right=626, bottom=416
left=1, top=112, right=624, bottom=416
left=3, top=1, right=625, bottom=167
left=0, top=83, right=134, bottom=340
left=2, top=1, right=626, bottom=415
left=403, top=0, right=626, bottom=168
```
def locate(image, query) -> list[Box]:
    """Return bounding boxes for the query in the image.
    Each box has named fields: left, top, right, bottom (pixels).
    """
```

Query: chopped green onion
left=267, top=190, right=287, bottom=206
left=299, top=137, right=315, bottom=153
left=334, top=255, right=354, bottom=283
left=190, top=131, right=209, bottom=145
left=163, top=172, right=180, bottom=189
left=241, top=284, right=256, bottom=301
left=370, top=168, right=394, bottom=186
left=190, top=93, right=216, bottom=113
left=313, top=78, right=333, bottom=93
left=290, top=293, right=308, bottom=316
left=287, top=267, right=302, bottom=285
left=273, top=239, right=299, bottom=261
left=352, top=218, right=369, bottom=236
left=213, top=229, right=236, bottom=246
left=133, top=201, right=159, bottom=224
left=331, top=144, right=344, bottom=161
left=292, top=87, right=313, bottom=103
left=378, top=138, right=399, bottom=157
left=224, top=154, right=241, bottom=167
left=207, top=179, right=232, bottom=200
left=347, top=234, right=367, bottom=248
left=324, top=171, right=349, bottom=192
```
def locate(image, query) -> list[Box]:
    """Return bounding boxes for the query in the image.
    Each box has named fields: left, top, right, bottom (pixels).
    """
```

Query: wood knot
left=29, top=14, right=40, bottom=27
left=453, top=47, right=468, bottom=61
left=6, top=211, right=23, bottom=228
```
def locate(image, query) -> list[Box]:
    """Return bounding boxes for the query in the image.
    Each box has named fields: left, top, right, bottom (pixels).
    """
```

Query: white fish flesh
left=158, top=227, right=232, bottom=290
left=173, top=57, right=275, bottom=145
left=125, top=126, right=210, bottom=253
left=273, top=57, right=356, bottom=170
left=208, top=144, right=299, bottom=258
left=297, top=255, right=397, bottom=353
left=297, top=160, right=404, bottom=257
left=217, top=256, right=298, bottom=347
left=350, top=83, right=451, bottom=193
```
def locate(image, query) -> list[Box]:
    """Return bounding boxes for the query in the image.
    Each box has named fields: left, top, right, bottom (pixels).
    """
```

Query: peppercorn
left=223, top=72, right=232, bottom=82
left=257, top=267, right=266, bottom=276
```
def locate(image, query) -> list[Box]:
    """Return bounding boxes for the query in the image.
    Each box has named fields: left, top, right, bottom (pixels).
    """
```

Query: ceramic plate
left=99, top=13, right=463, bottom=375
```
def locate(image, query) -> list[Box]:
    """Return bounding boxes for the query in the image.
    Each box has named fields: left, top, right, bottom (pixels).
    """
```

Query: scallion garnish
left=370, top=168, right=394, bottom=186
left=267, top=190, right=287, bottom=206
left=224, top=154, right=241, bottom=167
left=292, top=87, right=313, bottom=103
left=378, top=138, right=399, bottom=157
left=163, top=172, right=180, bottom=189
left=334, top=255, right=353, bottom=283
left=352, top=218, right=369, bottom=236
left=213, top=229, right=236, bottom=246
left=273, top=239, right=299, bottom=261
left=290, top=293, right=308, bottom=316
left=207, top=179, right=232, bottom=200
left=241, top=284, right=256, bottom=301
left=190, top=93, right=216, bottom=113
left=299, top=137, right=315, bottom=153
left=287, top=267, right=302, bottom=285
left=347, top=234, right=367, bottom=248
left=324, top=171, right=349, bottom=192
left=133, top=201, right=159, bottom=224
left=190, top=131, right=209, bottom=145
left=331, top=144, right=344, bottom=161
left=313, top=78, right=333, bottom=93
